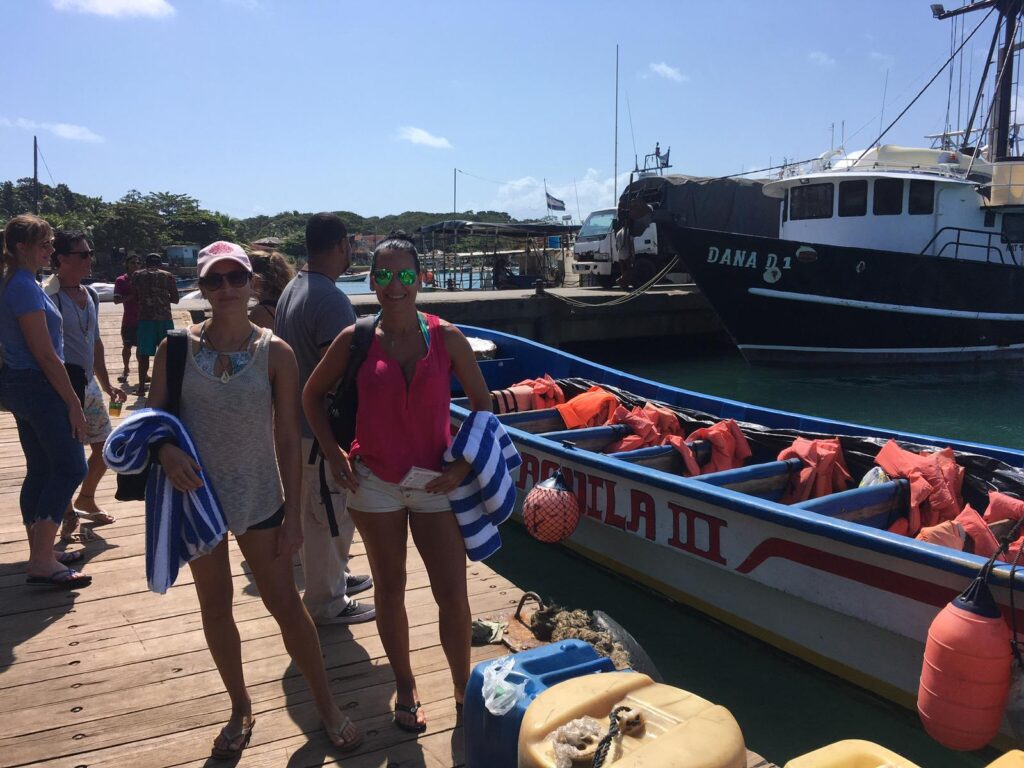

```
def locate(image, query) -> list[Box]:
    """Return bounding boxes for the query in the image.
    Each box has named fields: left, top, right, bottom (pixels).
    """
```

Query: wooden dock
left=0, top=304, right=775, bottom=767
left=0, top=304, right=522, bottom=767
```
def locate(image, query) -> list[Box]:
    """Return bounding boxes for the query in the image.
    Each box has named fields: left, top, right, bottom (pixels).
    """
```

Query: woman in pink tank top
left=304, top=232, right=491, bottom=733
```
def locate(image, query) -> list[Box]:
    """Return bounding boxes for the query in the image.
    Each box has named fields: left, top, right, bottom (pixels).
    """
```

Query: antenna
left=33, top=136, right=39, bottom=214
left=613, top=44, right=619, bottom=207
left=878, top=69, right=889, bottom=146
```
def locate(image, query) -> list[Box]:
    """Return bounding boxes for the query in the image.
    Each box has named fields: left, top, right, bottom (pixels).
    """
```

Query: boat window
left=1002, top=213, right=1024, bottom=244
left=782, top=189, right=788, bottom=222
left=790, top=183, right=834, bottom=220
left=909, top=180, right=935, bottom=215
left=872, top=178, right=903, bottom=215
left=838, top=180, right=867, bottom=217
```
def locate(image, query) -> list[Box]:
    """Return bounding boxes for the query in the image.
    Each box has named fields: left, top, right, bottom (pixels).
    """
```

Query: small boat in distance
left=452, top=324, right=1024, bottom=742
left=626, top=2, right=1024, bottom=364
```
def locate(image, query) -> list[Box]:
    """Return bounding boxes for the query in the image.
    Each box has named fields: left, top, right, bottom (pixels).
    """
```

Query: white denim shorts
left=348, top=458, right=452, bottom=514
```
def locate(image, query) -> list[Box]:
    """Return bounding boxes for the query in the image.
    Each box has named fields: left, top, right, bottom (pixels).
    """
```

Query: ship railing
left=918, top=226, right=1016, bottom=265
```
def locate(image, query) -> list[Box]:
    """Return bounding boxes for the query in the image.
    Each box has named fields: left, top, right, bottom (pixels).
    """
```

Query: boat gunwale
left=454, top=323, right=1024, bottom=589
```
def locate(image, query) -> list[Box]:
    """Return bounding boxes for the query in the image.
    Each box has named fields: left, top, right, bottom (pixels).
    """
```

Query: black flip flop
left=394, top=701, right=427, bottom=733
left=25, top=568, right=92, bottom=589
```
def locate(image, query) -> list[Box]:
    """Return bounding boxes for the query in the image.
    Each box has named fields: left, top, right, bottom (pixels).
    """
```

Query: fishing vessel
left=634, top=1, right=1024, bottom=364
left=452, top=324, right=1024, bottom=740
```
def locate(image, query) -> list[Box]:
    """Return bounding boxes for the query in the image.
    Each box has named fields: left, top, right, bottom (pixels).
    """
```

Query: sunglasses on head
left=372, top=268, right=418, bottom=287
left=199, top=269, right=250, bottom=290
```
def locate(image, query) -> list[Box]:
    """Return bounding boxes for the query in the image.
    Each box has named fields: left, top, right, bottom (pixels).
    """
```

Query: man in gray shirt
left=275, top=213, right=375, bottom=624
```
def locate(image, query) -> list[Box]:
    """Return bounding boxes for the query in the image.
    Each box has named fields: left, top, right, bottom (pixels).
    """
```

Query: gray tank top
left=179, top=327, right=283, bottom=534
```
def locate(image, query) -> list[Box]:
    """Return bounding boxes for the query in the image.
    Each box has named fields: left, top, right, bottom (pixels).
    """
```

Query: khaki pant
left=299, top=437, right=355, bottom=620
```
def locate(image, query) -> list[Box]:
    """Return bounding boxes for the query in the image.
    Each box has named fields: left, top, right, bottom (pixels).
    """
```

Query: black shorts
left=121, top=324, right=138, bottom=347
left=249, top=505, right=285, bottom=530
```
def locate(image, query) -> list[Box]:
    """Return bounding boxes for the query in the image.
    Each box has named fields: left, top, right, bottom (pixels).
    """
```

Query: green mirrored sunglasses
left=373, top=268, right=418, bottom=286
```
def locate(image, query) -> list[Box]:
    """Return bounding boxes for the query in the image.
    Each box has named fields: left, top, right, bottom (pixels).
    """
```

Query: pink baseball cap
left=197, top=241, right=252, bottom=277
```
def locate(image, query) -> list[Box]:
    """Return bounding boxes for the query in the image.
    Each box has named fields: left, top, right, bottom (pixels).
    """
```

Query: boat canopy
left=621, top=174, right=782, bottom=238
left=417, top=220, right=579, bottom=238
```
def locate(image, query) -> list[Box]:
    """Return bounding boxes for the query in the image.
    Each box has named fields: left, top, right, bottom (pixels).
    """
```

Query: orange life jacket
left=777, top=437, right=852, bottom=504
left=668, top=419, right=751, bottom=476
left=915, top=519, right=966, bottom=550
left=555, top=386, right=619, bottom=429
left=606, top=402, right=685, bottom=453
left=983, top=491, right=1024, bottom=525
left=511, top=375, right=566, bottom=410
left=956, top=504, right=1000, bottom=558
left=874, top=440, right=963, bottom=536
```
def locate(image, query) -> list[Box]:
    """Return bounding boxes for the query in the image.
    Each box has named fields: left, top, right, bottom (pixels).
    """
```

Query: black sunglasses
left=199, top=269, right=251, bottom=290
left=66, top=249, right=95, bottom=259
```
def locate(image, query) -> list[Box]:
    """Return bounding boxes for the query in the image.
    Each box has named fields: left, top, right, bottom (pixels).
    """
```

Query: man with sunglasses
left=274, top=213, right=375, bottom=625
left=113, top=254, right=141, bottom=385
left=44, top=231, right=127, bottom=536
left=132, top=253, right=179, bottom=397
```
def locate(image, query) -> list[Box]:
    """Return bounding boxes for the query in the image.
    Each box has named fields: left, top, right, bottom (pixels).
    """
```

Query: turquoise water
left=485, top=341, right=1020, bottom=766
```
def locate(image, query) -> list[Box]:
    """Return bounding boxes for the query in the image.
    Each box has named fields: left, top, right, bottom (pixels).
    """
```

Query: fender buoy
left=918, top=573, right=1012, bottom=750
left=523, top=470, right=580, bottom=543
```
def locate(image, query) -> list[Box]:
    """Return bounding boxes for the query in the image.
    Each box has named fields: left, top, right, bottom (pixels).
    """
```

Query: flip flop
left=55, top=550, right=83, bottom=565
left=75, top=510, right=116, bottom=526
left=210, top=717, right=255, bottom=760
left=325, top=716, right=362, bottom=752
left=25, top=568, right=92, bottom=589
left=394, top=701, right=427, bottom=733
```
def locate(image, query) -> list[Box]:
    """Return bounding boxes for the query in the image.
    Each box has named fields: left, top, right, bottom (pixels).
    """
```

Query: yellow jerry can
left=517, top=671, right=746, bottom=768
left=783, top=739, right=922, bottom=768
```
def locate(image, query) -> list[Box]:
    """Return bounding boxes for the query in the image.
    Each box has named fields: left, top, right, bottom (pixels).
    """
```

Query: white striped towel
left=444, top=411, right=522, bottom=561
left=103, top=408, right=228, bottom=594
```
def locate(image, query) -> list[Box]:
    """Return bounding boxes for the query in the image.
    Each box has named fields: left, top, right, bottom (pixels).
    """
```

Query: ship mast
left=933, top=0, right=1023, bottom=159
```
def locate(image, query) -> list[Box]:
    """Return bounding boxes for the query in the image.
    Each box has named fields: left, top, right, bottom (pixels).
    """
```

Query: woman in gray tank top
left=144, top=241, right=362, bottom=758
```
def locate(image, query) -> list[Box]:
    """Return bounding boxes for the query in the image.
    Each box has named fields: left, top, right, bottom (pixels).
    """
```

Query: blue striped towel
left=103, top=408, right=228, bottom=594
left=443, top=411, right=522, bottom=561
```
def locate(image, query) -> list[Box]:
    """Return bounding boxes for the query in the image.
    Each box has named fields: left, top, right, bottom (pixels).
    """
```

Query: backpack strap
left=165, top=329, right=188, bottom=417
left=86, top=285, right=99, bottom=311
left=317, top=314, right=378, bottom=538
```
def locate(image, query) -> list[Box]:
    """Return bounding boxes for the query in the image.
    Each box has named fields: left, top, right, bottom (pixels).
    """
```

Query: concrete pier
left=178, top=283, right=721, bottom=347
left=350, top=284, right=720, bottom=347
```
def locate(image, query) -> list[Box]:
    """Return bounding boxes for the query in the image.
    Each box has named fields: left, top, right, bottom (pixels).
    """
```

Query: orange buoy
left=522, top=470, right=580, bottom=543
left=918, top=573, right=1013, bottom=750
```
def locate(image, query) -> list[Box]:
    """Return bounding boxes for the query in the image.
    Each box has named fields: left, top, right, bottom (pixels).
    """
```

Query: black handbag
left=64, top=363, right=87, bottom=406
left=114, top=331, right=187, bottom=502
left=326, top=315, right=376, bottom=451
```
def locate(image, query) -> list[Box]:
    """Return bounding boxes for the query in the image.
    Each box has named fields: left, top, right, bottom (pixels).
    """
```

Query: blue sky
left=2, top=0, right=999, bottom=222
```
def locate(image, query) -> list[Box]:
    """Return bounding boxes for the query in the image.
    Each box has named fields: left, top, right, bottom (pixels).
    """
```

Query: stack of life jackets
left=874, top=440, right=964, bottom=537
left=776, top=437, right=852, bottom=504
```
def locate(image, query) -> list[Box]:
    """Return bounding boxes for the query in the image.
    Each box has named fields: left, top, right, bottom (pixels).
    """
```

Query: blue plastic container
left=464, top=640, right=617, bottom=768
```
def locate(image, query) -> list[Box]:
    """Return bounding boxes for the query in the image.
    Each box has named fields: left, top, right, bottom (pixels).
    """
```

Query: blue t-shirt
left=0, top=269, right=63, bottom=369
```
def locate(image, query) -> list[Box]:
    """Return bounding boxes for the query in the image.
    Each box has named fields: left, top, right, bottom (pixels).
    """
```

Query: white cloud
left=397, top=126, right=453, bottom=149
left=486, top=168, right=632, bottom=220
left=808, top=51, right=836, bottom=67
left=51, top=0, right=175, bottom=18
left=869, top=51, right=895, bottom=70
left=648, top=62, right=687, bottom=83
left=0, top=117, right=104, bottom=143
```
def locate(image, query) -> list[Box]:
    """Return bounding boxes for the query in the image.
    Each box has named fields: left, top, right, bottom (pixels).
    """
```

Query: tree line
left=0, top=178, right=517, bottom=259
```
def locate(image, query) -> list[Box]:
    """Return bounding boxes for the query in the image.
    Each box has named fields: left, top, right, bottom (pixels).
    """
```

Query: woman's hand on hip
left=157, top=444, right=204, bottom=492
left=326, top=448, right=360, bottom=493
left=425, top=459, right=472, bottom=494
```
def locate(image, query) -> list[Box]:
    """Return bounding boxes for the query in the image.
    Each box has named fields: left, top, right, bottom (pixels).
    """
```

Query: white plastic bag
left=858, top=466, right=890, bottom=488
left=482, top=655, right=526, bottom=716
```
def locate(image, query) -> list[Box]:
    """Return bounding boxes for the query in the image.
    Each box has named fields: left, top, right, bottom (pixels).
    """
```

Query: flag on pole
left=545, top=192, right=566, bottom=211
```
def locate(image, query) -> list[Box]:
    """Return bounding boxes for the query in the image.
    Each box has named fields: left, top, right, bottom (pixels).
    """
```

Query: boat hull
left=452, top=325, right=1024, bottom=742
left=667, top=227, right=1024, bottom=364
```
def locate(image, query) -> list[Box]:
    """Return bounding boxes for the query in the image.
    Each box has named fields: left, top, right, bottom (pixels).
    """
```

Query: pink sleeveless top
left=349, top=313, right=453, bottom=483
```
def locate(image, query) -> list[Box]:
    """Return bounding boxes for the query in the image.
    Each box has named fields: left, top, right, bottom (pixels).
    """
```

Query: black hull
left=666, top=227, right=1024, bottom=365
